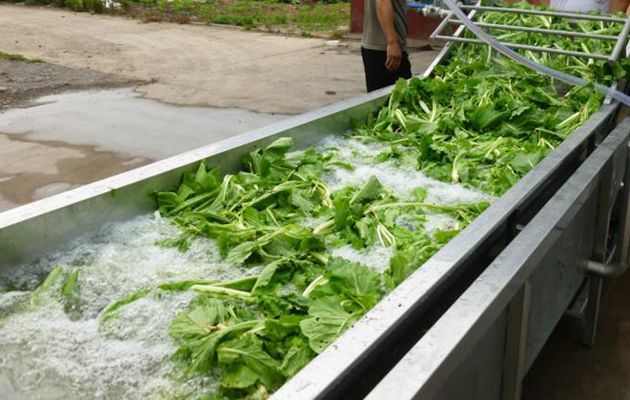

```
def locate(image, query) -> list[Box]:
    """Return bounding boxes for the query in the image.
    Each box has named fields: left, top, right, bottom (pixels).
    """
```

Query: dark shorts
left=361, top=47, right=412, bottom=92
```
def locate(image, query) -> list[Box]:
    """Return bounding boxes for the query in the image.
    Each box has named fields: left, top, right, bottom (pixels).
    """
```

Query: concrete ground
left=0, top=4, right=434, bottom=114
left=523, top=272, right=630, bottom=400
left=0, top=88, right=285, bottom=209
left=0, top=3, right=440, bottom=212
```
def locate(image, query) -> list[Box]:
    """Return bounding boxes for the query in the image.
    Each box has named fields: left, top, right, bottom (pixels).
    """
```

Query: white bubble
left=331, top=245, right=394, bottom=273
left=0, top=215, right=237, bottom=399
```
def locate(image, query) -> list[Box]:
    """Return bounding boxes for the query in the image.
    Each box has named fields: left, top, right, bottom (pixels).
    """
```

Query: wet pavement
left=0, top=88, right=286, bottom=211
left=0, top=88, right=285, bottom=159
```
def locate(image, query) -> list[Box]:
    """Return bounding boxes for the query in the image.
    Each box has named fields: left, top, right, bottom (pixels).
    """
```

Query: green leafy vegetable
left=96, top=4, right=630, bottom=398
left=300, top=296, right=361, bottom=353
left=101, top=287, right=150, bottom=320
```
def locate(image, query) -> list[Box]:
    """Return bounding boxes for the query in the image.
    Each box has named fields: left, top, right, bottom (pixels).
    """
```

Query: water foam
left=325, top=162, right=492, bottom=205
left=0, top=215, right=237, bottom=399
left=331, top=245, right=395, bottom=273
left=318, top=136, right=494, bottom=206
left=0, top=135, right=497, bottom=399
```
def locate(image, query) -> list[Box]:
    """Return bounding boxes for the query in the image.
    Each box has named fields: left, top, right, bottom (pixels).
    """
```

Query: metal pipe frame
left=365, top=118, right=630, bottom=400
left=447, top=20, right=618, bottom=41
left=609, top=16, right=630, bottom=61
left=429, top=0, right=480, bottom=40
left=427, top=6, right=455, bottom=40
left=431, top=4, right=630, bottom=63
left=433, top=35, right=611, bottom=60
left=459, top=4, right=628, bottom=23
left=423, top=5, right=478, bottom=77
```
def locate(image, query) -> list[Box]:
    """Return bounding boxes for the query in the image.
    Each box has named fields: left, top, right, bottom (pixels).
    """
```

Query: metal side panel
left=433, top=311, right=507, bottom=400
left=366, top=118, right=630, bottom=400
left=523, top=191, right=598, bottom=371
left=272, top=104, right=617, bottom=400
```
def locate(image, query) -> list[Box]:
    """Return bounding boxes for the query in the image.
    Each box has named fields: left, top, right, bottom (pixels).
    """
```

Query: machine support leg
left=581, top=276, right=603, bottom=346
left=582, top=143, right=630, bottom=345
left=581, top=158, right=615, bottom=345
left=501, top=280, right=531, bottom=400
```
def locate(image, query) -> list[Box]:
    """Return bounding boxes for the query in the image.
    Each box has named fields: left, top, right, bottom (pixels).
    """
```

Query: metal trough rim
left=364, top=117, right=630, bottom=400
left=0, top=23, right=621, bottom=400
left=0, top=87, right=392, bottom=231
left=272, top=103, right=618, bottom=399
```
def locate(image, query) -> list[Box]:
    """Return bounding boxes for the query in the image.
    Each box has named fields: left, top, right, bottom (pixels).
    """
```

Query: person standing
left=361, top=0, right=412, bottom=92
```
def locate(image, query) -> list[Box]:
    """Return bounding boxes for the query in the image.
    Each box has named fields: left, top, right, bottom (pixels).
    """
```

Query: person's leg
left=397, top=52, right=412, bottom=81
left=362, top=47, right=389, bottom=92
left=362, top=47, right=412, bottom=92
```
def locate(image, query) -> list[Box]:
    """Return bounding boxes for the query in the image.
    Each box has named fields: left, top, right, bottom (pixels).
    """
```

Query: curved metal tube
left=441, top=0, right=630, bottom=107
left=584, top=259, right=629, bottom=278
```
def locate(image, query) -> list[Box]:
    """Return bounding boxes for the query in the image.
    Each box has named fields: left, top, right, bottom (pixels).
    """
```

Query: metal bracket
left=501, top=280, right=531, bottom=400
left=583, top=142, right=630, bottom=280
left=580, top=138, right=630, bottom=345
left=584, top=259, right=629, bottom=278
left=422, top=5, right=450, bottom=18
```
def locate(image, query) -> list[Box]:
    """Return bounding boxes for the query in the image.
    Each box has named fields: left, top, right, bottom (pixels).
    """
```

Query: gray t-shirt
left=362, top=0, right=408, bottom=51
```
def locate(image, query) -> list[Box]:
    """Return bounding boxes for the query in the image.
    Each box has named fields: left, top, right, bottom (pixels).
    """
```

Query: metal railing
left=425, top=2, right=630, bottom=63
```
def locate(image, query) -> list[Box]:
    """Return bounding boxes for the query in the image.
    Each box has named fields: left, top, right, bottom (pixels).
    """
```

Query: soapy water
left=0, top=135, right=495, bottom=399
left=0, top=214, right=239, bottom=400
left=319, top=136, right=494, bottom=205
left=331, top=245, right=395, bottom=273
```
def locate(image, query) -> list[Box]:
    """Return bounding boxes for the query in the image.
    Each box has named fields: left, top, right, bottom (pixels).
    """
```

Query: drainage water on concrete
left=0, top=88, right=287, bottom=160
left=0, top=88, right=287, bottom=211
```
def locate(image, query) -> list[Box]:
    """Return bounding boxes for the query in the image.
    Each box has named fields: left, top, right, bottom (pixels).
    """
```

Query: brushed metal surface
left=365, top=118, right=630, bottom=400
left=273, top=104, right=618, bottom=400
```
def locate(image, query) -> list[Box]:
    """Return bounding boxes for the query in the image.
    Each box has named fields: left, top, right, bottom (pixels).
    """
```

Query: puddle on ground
left=0, top=192, right=18, bottom=211
left=0, top=88, right=287, bottom=160
left=0, top=133, right=150, bottom=209
left=0, top=88, right=288, bottom=212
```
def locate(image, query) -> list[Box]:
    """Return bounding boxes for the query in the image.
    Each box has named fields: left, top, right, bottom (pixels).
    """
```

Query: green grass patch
left=23, top=0, right=104, bottom=13
left=124, top=0, right=349, bottom=35
left=14, top=0, right=349, bottom=36
left=0, top=51, right=43, bottom=64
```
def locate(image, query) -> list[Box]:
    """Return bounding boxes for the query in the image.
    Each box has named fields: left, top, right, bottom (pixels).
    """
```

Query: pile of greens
left=153, top=138, right=486, bottom=399
left=142, top=4, right=630, bottom=398
left=15, top=3, right=630, bottom=399
left=356, top=1, right=630, bottom=195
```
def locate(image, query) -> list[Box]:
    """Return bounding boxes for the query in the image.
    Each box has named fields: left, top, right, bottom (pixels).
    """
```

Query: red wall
left=350, top=0, right=443, bottom=41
